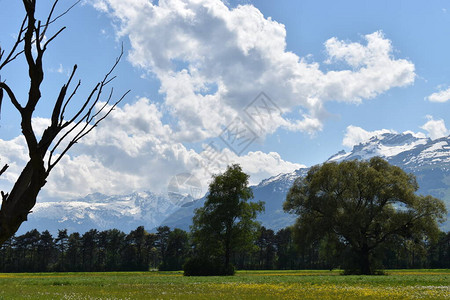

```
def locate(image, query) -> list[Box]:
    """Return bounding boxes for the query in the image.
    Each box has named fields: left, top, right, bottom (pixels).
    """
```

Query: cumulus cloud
left=0, top=136, right=29, bottom=189
left=421, top=116, right=449, bottom=140
left=342, top=125, right=428, bottom=148
left=0, top=98, right=304, bottom=200
left=90, top=0, right=415, bottom=141
left=190, top=146, right=305, bottom=187
left=233, top=151, right=305, bottom=185
left=426, top=87, right=450, bottom=103
left=342, top=125, right=396, bottom=148
left=1, top=0, right=418, bottom=201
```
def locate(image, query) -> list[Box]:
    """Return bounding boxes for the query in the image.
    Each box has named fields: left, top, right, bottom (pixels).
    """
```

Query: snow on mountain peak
left=258, top=168, right=308, bottom=190
left=328, top=132, right=429, bottom=162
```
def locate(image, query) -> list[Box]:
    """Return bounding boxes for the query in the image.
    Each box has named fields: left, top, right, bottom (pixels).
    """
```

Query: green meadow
left=0, top=270, right=448, bottom=299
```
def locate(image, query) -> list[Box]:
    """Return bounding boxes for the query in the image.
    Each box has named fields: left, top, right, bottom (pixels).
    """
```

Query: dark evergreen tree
left=81, top=230, right=99, bottom=271
left=428, top=231, right=450, bottom=268
left=159, top=228, right=189, bottom=270
left=55, top=229, right=69, bottom=271
left=255, top=227, right=276, bottom=269
left=104, top=229, right=126, bottom=271
left=155, top=226, right=171, bottom=268
left=38, top=230, right=56, bottom=271
left=66, top=232, right=82, bottom=271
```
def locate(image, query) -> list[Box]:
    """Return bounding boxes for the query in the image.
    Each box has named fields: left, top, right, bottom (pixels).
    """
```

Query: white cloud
left=1, top=0, right=418, bottom=201
left=342, top=125, right=396, bottom=148
left=0, top=136, right=28, bottom=190
left=341, top=125, right=428, bottom=149
left=426, top=87, right=450, bottom=103
left=421, top=116, right=449, bottom=140
left=90, top=0, right=415, bottom=141
left=191, top=146, right=305, bottom=187
left=1, top=98, right=304, bottom=200
left=233, top=151, right=305, bottom=185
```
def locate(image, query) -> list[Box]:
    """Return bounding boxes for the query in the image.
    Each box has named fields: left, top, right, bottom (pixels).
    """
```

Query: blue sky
left=1, top=0, right=450, bottom=200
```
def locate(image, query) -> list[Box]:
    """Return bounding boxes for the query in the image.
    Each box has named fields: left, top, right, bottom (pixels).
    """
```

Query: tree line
left=0, top=161, right=448, bottom=274
left=0, top=224, right=448, bottom=273
left=0, top=226, right=180, bottom=272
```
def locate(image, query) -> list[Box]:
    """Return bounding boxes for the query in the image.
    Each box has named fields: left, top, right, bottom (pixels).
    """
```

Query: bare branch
left=42, top=1, right=80, bottom=30
left=48, top=89, right=129, bottom=172
left=82, top=90, right=130, bottom=136
left=47, top=45, right=128, bottom=171
left=51, top=64, right=77, bottom=127
left=60, top=79, right=81, bottom=126
left=1, top=191, right=8, bottom=203
left=104, top=45, right=124, bottom=81
left=35, top=20, right=42, bottom=53
left=62, top=45, right=125, bottom=128
left=39, top=0, right=59, bottom=42
left=0, top=0, right=129, bottom=244
left=0, top=16, right=27, bottom=70
left=65, top=82, right=100, bottom=126
left=43, top=26, right=66, bottom=51
left=0, top=82, right=23, bottom=112
left=0, top=165, right=8, bottom=177
left=23, top=1, right=37, bottom=71
left=0, top=164, right=9, bottom=202
left=103, top=75, right=117, bottom=86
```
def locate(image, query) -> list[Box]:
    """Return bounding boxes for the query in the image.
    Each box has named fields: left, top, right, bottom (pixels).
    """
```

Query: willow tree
left=0, top=0, right=129, bottom=244
left=284, top=157, right=447, bottom=275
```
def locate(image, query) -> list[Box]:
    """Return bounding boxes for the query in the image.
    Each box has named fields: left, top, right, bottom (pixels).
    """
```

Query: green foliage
left=0, top=224, right=449, bottom=273
left=284, top=157, right=447, bottom=275
left=159, top=228, right=190, bottom=271
left=0, top=226, right=190, bottom=272
left=190, top=164, right=264, bottom=273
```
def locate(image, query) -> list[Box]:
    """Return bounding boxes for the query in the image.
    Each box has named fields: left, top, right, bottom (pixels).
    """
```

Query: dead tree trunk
left=0, top=0, right=129, bottom=244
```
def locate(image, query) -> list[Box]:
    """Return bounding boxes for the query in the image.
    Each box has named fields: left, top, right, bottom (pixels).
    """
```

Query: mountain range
left=18, top=132, right=450, bottom=234
left=19, top=191, right=183, bottom=234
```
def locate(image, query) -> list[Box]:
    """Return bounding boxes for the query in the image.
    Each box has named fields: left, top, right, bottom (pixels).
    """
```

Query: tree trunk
left=225, top=238, right=231, bottom=271
left=359, top=246, right=372, bottom=275
left=0, top=160, right=47, bottom=245
left=0, top=0, right=127, bottom=246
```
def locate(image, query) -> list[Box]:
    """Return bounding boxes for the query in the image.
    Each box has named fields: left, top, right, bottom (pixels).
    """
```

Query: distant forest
left=0, top=226, right=449, bottom=273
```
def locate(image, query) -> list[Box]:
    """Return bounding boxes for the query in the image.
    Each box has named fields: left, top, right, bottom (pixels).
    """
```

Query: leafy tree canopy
left=190, top=164, right=264, bottom=274
left=284, top=157, right=447, bottom=275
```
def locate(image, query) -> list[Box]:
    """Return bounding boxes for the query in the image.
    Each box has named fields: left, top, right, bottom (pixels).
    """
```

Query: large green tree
left=284, top=157, right=447, bottom=275
left=191, top=164, right=264, bottom=274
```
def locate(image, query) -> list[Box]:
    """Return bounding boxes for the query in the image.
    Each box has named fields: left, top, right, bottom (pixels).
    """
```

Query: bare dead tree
left=0, top=0, right=129, bottom=244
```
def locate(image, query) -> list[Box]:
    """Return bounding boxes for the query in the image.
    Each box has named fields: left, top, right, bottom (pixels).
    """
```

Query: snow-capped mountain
left=18, top=132, right=450, bottom=234
left=18, top=191, right=183, bottom=234
left=327, top=132, right=430, bottom=162
left=161, top=133, right=450, bottom=231
left=160, top=168, right=310, bottom=232
left=328, top=132, right=450, bottom=171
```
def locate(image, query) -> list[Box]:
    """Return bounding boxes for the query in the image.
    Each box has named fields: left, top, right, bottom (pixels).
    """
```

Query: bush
left=158, top=257, right=184, bottom=271
left=183, top=257, right=235, bottom=276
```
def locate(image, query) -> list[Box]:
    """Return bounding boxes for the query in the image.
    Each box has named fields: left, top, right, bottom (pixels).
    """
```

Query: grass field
left=0, top=269, right=448, bottom=299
